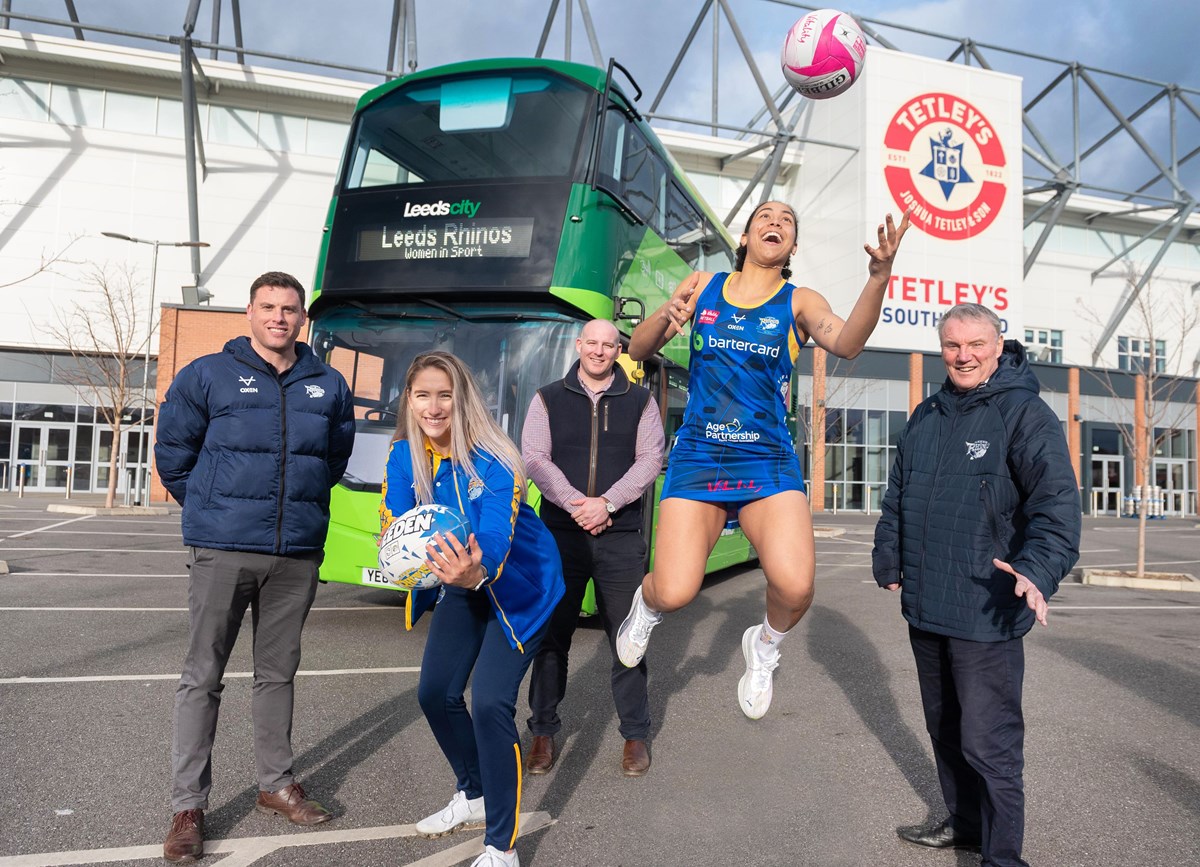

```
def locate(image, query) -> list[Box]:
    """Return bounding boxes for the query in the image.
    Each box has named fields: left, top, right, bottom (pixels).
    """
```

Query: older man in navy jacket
left=155, top=272, right=355, bottom=862
left=873, top=303, right=1080, bottom=867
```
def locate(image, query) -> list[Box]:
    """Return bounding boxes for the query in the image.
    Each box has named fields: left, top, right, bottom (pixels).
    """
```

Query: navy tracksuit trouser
left=418, top=585, right=547, bottom=852
left=909, top=625, right=1030, bottom=867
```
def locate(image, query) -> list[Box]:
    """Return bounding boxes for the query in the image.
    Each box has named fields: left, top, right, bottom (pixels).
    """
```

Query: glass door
left=1090, top=455, right=1122, bottom=515
left=1154, top=459, right=1187, bottom=516
left=13, top=423, right=74, bottom=491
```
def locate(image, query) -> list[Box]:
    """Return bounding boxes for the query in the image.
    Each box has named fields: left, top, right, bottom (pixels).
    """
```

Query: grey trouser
left=171, top=547, right=321, bottom=811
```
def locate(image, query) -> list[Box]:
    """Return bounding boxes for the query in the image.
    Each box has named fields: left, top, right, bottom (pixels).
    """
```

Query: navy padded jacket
left=872, top=341, right=1080, bottom=641
left=155, top=336, right=356, bottom=554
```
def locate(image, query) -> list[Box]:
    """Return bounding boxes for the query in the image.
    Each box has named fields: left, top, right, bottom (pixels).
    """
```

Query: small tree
left=1082, top=265, right=1200, bottom=576
left=40, top=263, right=151, bottom=508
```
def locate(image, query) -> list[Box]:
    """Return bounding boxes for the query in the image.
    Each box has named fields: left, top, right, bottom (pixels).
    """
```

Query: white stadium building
left=0, top=1, right=1196, bottom=515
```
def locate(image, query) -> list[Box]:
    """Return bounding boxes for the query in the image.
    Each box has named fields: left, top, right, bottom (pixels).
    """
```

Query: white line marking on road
left=0, top=812, right=554, bottom=867
left=5, top=515, right=92, bottom=540
left=0, top=666, right=421, bottom=684
left=1053, top=605, right=1199, bottom=610
left=0, top=606, right=398, bottom=612
left=0, top=548, right=186, bottom=553
left=0, top=573, right=184, bottom=578
left=1078, top=560, right=1200, bottom=569
left=22, top=530, right=183, bottom=537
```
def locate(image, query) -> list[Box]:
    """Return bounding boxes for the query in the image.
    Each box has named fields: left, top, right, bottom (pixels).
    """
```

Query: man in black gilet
left=521, top=319, right=665, bottom=776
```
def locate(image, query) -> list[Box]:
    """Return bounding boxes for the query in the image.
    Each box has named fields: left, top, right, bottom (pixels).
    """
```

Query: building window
left=1024, top=327, right=1063, bottom=363
left=1117, top=336, right=1165, bottom=374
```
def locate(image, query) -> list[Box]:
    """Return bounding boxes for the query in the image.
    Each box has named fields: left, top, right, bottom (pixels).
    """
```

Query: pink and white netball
left=378, top=504, right=472, bottom=590
left=781, top=8, right=867, bottom=100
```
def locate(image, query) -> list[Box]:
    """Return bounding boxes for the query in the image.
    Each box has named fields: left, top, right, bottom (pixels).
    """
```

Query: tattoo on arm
left=816, top=318, right=833, bottom=336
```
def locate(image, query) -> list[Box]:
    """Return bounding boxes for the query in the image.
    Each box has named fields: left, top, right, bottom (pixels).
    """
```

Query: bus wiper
left=418, top=297, right=486, bottom=322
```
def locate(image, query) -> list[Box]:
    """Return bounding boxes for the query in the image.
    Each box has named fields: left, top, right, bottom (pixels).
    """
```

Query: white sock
left=637, top=587, right=661, bottom=618
left=755, top=617, right=787, bottom=661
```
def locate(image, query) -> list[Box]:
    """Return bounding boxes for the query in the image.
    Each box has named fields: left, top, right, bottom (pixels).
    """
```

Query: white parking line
left=14, top=525, right=183, bottom=533
left=4, top=515, right=92, bottom=540
left=0, top=812, right=554, bottom=867
left=0, top=606, right=398, bottom=612
left=1079, top=559, right=1200, bottom=569
left=0, top=548, right=187, bottom=553
left=1, top=666, right=421, bottom=684
left=1052, top=605, right=1199, bottom=610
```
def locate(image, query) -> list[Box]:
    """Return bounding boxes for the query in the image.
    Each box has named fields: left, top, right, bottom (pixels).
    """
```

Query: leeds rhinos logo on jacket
left=966, top=440, right=990, bottom=460
left=305, top=385, right=325, bottom=399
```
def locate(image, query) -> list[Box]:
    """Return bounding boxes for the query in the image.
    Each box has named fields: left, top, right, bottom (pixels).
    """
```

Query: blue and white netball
left=379, top=503, right=473, bottom=590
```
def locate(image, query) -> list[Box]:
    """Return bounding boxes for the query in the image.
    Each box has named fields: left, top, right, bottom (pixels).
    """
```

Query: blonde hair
left=393, top=351, right=527, bottom=505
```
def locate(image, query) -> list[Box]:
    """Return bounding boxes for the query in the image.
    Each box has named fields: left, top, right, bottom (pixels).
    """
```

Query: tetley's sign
left=883, top=93, right=1008, bottom=241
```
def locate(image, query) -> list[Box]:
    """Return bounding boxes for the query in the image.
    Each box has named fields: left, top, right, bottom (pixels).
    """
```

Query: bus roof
left=355, top=57, right=613, bottom=114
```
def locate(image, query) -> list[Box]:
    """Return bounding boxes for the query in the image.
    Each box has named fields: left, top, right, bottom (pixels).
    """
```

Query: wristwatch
left=604, top=498, right=616, bottom=514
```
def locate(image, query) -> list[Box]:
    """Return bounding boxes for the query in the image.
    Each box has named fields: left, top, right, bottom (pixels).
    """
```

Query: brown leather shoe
left=621, top=739, right=650, bottom=777
left=163, top=808, right=204, bottom=862
left=526, top=735, right=556, bottom=774
left=255, top=783, right=333, bottom=826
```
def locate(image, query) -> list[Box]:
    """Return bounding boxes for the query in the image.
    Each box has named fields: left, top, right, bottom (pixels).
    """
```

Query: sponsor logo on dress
left=305, top=384, right=325, bottom=398
left=706, top=479, right=763, bottom=494
left=238, top=375, right=258, bottom=394
left=707, top=333, right=780, bottom=358
left=966, top=440, right=990, bottom=460
left=728, top=312, right=747, bottom=332
left=704, top=418, right=761, bottom=443
left=698, top=308, right=719, bottom=325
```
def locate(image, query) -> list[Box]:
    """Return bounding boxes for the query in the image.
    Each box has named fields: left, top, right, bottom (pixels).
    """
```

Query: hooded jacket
left=872, top=341, right=1081, bottom=641
left=155, top=336, right=355, bottom=554
left=382, top=438, right=565, bottom=651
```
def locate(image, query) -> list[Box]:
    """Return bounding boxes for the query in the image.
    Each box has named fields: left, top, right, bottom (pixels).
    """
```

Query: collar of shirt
left=576, top=369, right=614, bottom=401
left=424, top=439, right=451, bottom=476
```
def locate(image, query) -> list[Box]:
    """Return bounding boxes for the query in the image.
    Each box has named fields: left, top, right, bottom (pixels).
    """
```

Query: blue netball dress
left=661, top=272, right=806, bottom=506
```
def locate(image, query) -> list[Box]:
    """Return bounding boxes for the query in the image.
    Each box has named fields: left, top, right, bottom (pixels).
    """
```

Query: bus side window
left=663, top=183, right=704, bottom=270
left=663, top=363, right=689, bottom=462
left=598, top=113, right=666, bottom=232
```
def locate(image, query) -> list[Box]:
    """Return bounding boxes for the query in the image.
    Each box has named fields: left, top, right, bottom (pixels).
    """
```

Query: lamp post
left=101, top=232, right=210, bottom=504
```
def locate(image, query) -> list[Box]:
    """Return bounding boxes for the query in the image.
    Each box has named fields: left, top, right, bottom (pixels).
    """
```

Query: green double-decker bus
left=307, top=57, right=759, bottom=592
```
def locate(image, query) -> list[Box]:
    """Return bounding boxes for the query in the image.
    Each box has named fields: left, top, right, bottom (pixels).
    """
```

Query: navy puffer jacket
left=155, top=336, right=355, bottom=554
left=872, top=341, right=1080, bottom=641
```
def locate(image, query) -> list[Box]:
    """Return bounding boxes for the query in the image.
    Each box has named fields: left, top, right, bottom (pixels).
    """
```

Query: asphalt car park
left=1, top=493, right=1197, bottom=866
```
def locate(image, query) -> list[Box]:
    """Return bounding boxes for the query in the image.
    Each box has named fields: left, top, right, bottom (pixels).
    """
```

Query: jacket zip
left=586, top=398, right=599, bottom=496
left=275, top=370, right=288, bottom=552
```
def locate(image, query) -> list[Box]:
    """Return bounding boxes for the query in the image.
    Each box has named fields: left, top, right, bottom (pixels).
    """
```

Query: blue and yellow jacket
left=381, top=438, right=564, bottom=651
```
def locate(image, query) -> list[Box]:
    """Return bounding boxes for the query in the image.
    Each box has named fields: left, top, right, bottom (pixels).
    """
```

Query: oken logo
left=238, top=375, right=258, bottom=394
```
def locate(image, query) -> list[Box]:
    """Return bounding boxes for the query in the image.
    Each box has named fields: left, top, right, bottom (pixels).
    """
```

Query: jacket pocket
left=979, top=478, right=1004, bottom=558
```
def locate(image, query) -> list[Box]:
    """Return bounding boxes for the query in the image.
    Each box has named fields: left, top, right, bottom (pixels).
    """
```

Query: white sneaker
left=737, top=625, right=780, bottom=720
left=615, top=586, right=661, bottom=668
left=414, top=790, right=486, bottom=838
left=471, top=844, right=519, bottom=866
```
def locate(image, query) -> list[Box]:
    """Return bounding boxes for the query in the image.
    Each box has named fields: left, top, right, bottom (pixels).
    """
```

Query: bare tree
left=40, top=263, right=150, bottom=508
left=1082, top=265, right=1200, bottom=576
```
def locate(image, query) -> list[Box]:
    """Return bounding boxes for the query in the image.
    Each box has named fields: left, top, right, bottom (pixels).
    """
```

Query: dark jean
left=527, top=527, right=650, bottom=741
left=909, top=624, right=1030, bottom=867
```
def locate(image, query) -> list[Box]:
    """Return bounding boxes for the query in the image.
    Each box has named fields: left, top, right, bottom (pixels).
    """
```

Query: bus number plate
left=361, top=568, right=392, bottom=586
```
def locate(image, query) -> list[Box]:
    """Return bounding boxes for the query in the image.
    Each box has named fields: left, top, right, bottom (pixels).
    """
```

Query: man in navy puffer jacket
left=155, top=272, right=354, bottom=862
left=873, top=303, right=1080, bottom=867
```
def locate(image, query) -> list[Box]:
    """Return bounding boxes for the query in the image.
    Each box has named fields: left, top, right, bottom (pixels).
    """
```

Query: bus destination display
left=356, top=217, right=535, bottom=262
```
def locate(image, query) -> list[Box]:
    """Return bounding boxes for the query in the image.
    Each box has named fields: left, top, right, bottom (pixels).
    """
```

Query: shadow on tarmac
left=805, top=607, right=945, bottom=821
